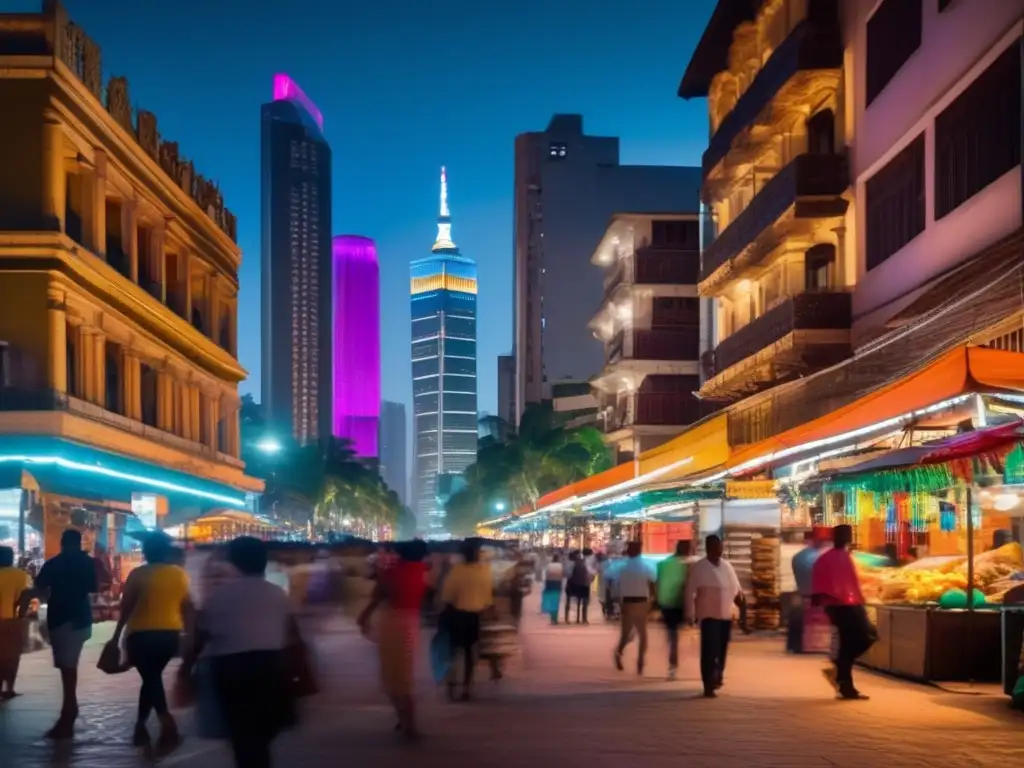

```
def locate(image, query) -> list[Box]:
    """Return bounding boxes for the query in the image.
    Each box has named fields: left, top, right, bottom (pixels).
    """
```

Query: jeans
left=617, top=600, right=649, bottom=669
left=660, top=607, right=684, bottom=668
left=825, top=604, right=875, bottom=693
left=126, top=631, right=180, bottom=723
left=699, top=619, right=731, bottom=693
left=213, top=650, right=290, bottom=768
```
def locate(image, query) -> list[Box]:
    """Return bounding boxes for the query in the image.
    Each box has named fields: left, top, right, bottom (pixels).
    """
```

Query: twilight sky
left=57, top=0, right=713, bottom=418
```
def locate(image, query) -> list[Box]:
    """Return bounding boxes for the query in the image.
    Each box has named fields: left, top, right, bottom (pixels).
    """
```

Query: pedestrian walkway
left=1, top=610, right=1021, bottom=767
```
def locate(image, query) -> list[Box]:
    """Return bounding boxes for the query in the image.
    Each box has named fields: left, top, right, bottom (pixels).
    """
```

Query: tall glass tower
left=411, top=168, right=478, bottom=533
left=261, top=74, right=332, bottom=447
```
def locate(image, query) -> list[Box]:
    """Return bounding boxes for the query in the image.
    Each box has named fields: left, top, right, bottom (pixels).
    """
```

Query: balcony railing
left=608, top=328, right=700, bottom=363
left=605, top=247, right=701, bottom=297
left=0, top=387, right=240, bottom=465
left=713, top=292, right=851, bottom=374
left=703, top=4, right=843, bottom=177
left=603, top=392, right=701, bottom=432
left=701, top=152, right=849, bottom=283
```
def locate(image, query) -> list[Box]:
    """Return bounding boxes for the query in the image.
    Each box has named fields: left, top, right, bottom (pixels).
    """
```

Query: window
left=140, top=364, right=158, bottom=427
left=65, top=322, right=79, bottom=398
left=935, top=42, right=1022, bottom=220
left=805, top=244, right=836, bottom=292
left=807, top=110, right=835, bottom=155
left=866, top=134, right=925, bottom=271
left=548, top=142, right=567, bottom=159
left=650, top=220, right=699, bottom=249
left=866, top=0, right=922, bottom=106
left=104, top=342, right=123, bottom=415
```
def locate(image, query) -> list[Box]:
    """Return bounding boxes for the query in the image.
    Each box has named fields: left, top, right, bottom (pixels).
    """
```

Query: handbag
left=97, top=637, right=131, bottom=675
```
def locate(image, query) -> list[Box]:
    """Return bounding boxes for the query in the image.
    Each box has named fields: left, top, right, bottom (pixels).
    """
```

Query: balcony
left=608, top=328, right=700, bottom=364
left=604, top=247, right=700, bottom=298
left=703, top=4, right=843, bottom=177
left=701, top=152, right=849, bottom=288
left=712, top=291, right=851, bottom=381
left=603, top=392, right=701, bottom=433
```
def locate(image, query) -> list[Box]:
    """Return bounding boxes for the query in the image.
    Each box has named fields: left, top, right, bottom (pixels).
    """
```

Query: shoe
left=44, top=719, right=74, bottom=741
left=132, top=723, right=151, bottom=747
left=822, top=667, right=839, bottom=693
left=838, top=689, right=869, bottom=701
left=614, top=650, right=624, bottom=671
left=715, top=676, right=724, bottom=691
left=702, top=689, right=717, bottom=698
left=637, top=665, right=644, bottom=677
left=667, top=667, right=677, bottom=682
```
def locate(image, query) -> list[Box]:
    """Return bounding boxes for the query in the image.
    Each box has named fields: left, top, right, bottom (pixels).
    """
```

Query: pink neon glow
left=272, top=73, right=324, bottom=132
left=332, top=235, right=380, bottom=457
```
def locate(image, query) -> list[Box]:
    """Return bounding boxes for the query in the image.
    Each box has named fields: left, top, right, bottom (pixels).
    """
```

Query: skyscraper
left=378, top=400, right=407, bottom=505
left=411, top=168, right=478, bottom=532
left=331, top=235, right=380, bottom=458
left=261, top=74, right=333, bottom=446
left=512, top=114, right=701, bottom=424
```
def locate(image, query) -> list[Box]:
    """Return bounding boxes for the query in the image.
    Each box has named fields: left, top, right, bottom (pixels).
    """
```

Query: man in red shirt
left=811, top=525, right=875, bottom=700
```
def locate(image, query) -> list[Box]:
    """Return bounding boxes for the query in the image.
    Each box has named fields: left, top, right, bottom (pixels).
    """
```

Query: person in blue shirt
left=613, top=542, right=655, bottom=676
left=788, top=531, right=824, bottom=653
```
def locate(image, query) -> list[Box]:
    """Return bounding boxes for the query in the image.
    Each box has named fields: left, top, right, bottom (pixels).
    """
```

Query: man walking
left=613, top=541, right=654, bottom=676
left=686, top=535, right=742, bottom=698
left=34, top=529, right=99, bottom=739
left=788, top=530, right=824, bottom=653
left=656, top=540, right=691, bottom=680
left=812, top=524, right=874, bottom=700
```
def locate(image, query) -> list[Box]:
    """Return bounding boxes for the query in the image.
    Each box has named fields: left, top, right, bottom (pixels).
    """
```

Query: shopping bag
left=97, top=638, right=131, bottom=675
left=430, top=630, right=452, bottom=684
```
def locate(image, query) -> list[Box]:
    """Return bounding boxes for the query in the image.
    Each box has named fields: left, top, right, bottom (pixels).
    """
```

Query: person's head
left=461, top=538, right=481, bottom=564
left=626, top=541, right=642, bottom=559
left=60, top=529, right=82, bottom=553
left=675, top=540, right=692, bottom=558
left=398, top=539, right=427, bottom=563
left=226, top=536, right=268, bottom=576
left=0, top=546, right=14, bottom=568
left=142, top=532, right=174, bottom=565
left=552, top=553, right=561, bottom=563
left=705, top=535, right=724, bottom=563
left=582, top=547, right=593, bottom=558
left=833, top=524, right=853, bottom=550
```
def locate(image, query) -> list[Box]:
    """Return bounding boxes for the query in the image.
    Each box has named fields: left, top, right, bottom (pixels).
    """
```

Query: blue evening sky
left=52, top=0, right=713, bottom=417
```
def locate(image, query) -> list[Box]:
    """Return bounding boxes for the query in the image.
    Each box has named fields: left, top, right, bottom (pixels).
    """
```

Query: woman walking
left=0, top=546, right=31, bottom=699
left=358, top=539, right=427, bottom=738
left=180, top=537, right=301, bottom=768
left=440, top=539, right=493, bottom=701
left=541, top=554, right=564, bottom=625
left=112, top=533, right=192, bottom=752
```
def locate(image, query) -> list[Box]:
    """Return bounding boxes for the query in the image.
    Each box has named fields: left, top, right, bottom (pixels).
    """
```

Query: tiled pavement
left=1, top=610, right=1022, bottom=767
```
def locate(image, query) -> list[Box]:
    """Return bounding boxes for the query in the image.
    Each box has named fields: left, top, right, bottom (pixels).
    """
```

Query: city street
left=1, top=609, right=1022, bottom=768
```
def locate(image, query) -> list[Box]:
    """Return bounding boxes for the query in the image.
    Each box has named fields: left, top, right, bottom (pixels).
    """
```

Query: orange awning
left=726, top=346, right=1024, bottom=471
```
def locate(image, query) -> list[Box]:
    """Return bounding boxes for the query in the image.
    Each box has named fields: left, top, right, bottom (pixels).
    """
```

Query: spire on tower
left=432, top=165, right=457, bottom=252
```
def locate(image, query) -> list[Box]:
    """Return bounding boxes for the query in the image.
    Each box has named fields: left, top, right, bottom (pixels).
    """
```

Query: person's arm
left=685, top=563, right=699, bottom=624
left=113, top=569, right=141, bottom=641
left=357, top=578, right=387, bottom=629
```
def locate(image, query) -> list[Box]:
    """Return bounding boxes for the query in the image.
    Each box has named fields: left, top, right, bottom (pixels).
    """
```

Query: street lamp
left=256, top=437, right=282, bottom=454
left=494, top=501, right=506, bottom=513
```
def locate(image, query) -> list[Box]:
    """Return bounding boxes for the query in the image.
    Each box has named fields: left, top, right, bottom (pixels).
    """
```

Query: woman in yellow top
left=441, top=539, right=493, bottom=701
left=113, top=533, right=193, bottom=753
left=0, top=545, right=31, bottom=699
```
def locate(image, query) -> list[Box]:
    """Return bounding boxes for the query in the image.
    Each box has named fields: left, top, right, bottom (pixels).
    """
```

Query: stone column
left=46, top=296, right=67, bottom=392
left=181, top=249, right=193, bottom=321
left=208, top=395, right=220, bottom=450
left=41, top=112, right=66, bottom=233
left=122, top=200, right=139, bottom=283
left=93, top=332, right=106, bottom=407
left=124, top=352, right=141, bottom=421
left=207, top=274, right=219, bottom=342
left=832, top=225, right=848, bottom=290
left=82, top=153, right=107, bottom=256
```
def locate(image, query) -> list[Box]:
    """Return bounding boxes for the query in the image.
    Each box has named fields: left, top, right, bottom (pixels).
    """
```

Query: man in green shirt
left=656, top=540, right=692, bottom=680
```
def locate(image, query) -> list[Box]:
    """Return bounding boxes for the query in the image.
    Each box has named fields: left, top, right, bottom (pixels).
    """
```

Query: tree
left=444, top=403, right=613, bottom=534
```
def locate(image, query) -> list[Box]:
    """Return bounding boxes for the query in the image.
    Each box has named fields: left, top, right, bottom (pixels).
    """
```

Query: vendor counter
left=860, top=604, right=1002, bottom=682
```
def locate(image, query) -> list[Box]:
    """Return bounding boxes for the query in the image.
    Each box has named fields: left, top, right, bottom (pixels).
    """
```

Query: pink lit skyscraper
left=332, top=236, right=381, bottom=457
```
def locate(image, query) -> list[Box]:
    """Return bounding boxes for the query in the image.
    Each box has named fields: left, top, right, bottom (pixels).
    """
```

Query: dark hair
left=60, top=529, right=82, bottom=552
left=626, top=541, right=642, bottom=558
left=582, top=548, right=593, bottom=557
left=675, top=540, right=691, bottom=557
left=461, top=538, right=481, bottom=564
left=705, top=534, right=723, bottom=548
left=142, top=532, right=174, bottom=564
left=226, top=536, right=268, bottom=576
left=833, top=524, right=853, bottom=549
left=0, top=546, right=14, bottom=568
left=397, top=539, right=427, bottom=562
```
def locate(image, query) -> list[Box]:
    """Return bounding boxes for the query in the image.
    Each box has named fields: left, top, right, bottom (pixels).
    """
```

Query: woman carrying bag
left=109, top=533, right=192, bottom=754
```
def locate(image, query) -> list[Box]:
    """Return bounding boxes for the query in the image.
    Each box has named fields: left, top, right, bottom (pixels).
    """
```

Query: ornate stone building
left=0, top=2, right=262, bottom=557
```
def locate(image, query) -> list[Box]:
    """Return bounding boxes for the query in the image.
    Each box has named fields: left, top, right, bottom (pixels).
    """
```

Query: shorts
left=50, top=623, right=92, bottom=669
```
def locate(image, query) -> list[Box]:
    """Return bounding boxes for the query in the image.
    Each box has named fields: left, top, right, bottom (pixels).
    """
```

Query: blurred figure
left=812, top=524, right=873, bottom=700
left=594, top=553, right=611, bottom=619
left=541, top=554, right=564, bottom=624
left=614, top=541, right=654, bottom=675
left=359, top=539, right=427, bottom=739
left=112, top=533, right=193, bottom=752
left=0, top=545, right=31, bottom=699
left=686, top=535, right=743, bottom=698
left=657, top=540, right=691, bottom=680
left=440, top=539, right=493, bottom=701
left=788, top=530, right=824, bottom=653
left=34, top=529, right=99, bottom=739
left=181, top=537, right=299, bottom=768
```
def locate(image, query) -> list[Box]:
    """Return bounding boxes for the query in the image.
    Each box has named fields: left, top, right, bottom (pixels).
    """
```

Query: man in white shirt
left=614, top=541, right=655, bottom=676
left=685, top=535, right=743, bottom=698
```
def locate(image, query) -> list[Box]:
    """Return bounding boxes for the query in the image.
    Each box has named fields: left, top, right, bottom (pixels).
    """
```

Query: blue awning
left=0, top=436, right=250, bottom=513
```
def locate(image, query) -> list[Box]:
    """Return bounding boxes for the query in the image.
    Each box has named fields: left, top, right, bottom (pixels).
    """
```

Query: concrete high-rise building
left=411, top=168, right=478, bottom=533
left=331, top=236, right=380, bottom=458
left=496, top=354, right=515, bottom=428
left=261, top=74, right=332, bottom=447
left=378, top=400, right=407, bottom=504
left=512, top=114, right=701, bottom=423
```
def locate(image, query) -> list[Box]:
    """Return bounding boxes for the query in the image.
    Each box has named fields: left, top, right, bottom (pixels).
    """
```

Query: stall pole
left=17, top=488, right=27, bottom=556
left=965, top=483, right=976, bottom=683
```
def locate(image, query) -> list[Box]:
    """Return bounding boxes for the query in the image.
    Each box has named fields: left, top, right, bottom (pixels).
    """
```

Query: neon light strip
left=0, top=455, right=247, bottom=507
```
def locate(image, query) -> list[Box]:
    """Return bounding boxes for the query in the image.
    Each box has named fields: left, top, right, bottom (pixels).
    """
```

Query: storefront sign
left=725, top=480, right=777, bottom=499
